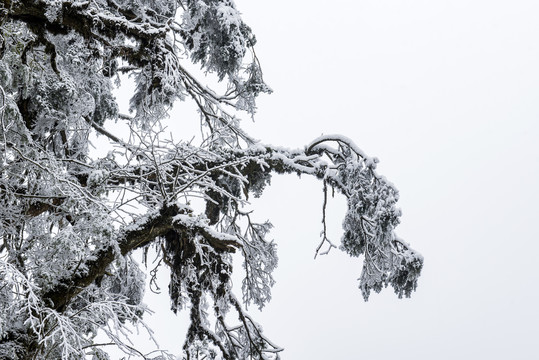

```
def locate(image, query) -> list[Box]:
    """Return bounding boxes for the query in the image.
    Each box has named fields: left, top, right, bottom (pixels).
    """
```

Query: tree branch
left=41, top=203, right=179, bottom=311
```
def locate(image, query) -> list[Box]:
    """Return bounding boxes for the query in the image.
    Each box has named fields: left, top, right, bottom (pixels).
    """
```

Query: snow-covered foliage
left=0, top=1, right=422, bottom=359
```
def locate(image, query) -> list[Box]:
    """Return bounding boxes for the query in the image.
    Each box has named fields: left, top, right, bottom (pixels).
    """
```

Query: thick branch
left=41, top=203, right=179, bottom=311
left=40, top=202, right=244, bottom=312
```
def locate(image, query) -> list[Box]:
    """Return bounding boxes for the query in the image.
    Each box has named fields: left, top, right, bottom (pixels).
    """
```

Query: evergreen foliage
left=0, top=1, right=423, bottom=358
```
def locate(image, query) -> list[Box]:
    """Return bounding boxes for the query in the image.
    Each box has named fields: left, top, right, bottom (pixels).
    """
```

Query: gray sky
left=104, top=1, right=539, bottom=359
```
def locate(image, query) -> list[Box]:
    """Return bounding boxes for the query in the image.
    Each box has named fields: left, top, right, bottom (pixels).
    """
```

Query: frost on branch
left=0, top=1, right=422, bottom=359
left=181, top=0, right=255, bottom=80
left=331, top=140, right=424, bottom=300
left=288, top=135, right=424, bottom=301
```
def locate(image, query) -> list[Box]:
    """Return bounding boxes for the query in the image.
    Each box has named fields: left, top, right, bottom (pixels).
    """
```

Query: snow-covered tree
left=0, top=1, right=423, bottom=359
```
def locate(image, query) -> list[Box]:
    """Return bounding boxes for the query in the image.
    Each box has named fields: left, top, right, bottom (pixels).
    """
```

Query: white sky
left=102, top=1, right=539, bottom=359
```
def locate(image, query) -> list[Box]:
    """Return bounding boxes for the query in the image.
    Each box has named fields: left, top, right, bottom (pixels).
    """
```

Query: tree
left=0, top=0, right=423, bottom=359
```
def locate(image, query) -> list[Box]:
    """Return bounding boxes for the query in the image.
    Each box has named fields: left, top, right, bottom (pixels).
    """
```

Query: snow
left=307, top=134, right=369, bottom=159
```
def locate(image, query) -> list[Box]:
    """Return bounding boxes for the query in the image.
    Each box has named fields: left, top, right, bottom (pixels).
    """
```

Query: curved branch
left=306, top=134, right=369, bottom=159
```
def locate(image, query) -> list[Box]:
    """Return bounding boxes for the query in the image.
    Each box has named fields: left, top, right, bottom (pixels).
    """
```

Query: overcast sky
left=104, top=1, right=539, bottom=359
